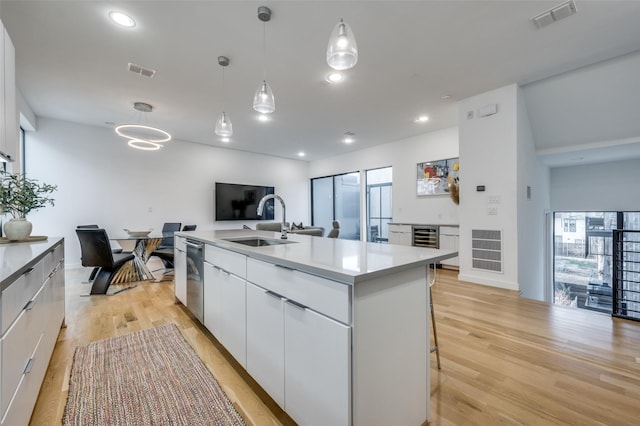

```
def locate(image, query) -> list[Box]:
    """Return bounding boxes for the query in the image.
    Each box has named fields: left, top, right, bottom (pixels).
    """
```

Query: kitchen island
left=174, top=229, right=456, bottom=426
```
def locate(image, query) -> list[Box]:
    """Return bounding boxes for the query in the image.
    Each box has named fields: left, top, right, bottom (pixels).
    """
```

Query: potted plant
left=0, top=171, right=57, bottom=240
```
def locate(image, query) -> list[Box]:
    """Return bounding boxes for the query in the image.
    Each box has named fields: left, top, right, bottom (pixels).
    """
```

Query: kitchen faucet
left=257, top=194, right=288, bottom=239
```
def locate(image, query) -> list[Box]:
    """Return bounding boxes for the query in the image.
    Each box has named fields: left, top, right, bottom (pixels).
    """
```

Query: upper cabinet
left=0, top=21, right=18, bottom=163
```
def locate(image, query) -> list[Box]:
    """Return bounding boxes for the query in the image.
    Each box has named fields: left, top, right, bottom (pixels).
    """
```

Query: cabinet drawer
left=1, top=284, right=45, bottom=416
left=1, top=260, right=44, bottom=334
left=1, top=333, right=47, bottom=426
left=388, top=224, right=411, bottom=233
left=247, top=258, right=350, bottom=324
left=440, top=226, right=459, bottom=236
left=175, top=236, right=186, bottom=251
left=43, top=243, right=64, bottom=276
left=206, top=245, right=246, bottom=278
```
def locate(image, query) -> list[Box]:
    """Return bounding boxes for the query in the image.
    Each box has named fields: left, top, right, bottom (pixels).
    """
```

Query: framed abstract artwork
left=416, top=157, right=459, bottom=196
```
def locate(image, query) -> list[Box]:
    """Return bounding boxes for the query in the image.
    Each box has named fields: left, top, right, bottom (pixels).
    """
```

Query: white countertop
left=176, top=229, right=456, bottom=284
left=0, top=237, right=64, bottom=291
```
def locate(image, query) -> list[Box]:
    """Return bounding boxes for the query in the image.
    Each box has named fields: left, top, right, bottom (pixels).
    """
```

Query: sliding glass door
left=311, top=172, right=360, bottom=240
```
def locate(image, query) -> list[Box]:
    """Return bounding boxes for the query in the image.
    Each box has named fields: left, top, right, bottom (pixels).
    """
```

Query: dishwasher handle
left=185, top=240, right=203, bottom=249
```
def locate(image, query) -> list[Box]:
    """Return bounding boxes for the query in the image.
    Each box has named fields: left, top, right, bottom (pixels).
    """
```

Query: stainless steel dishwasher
left=185, top=239, right=204, bottom=322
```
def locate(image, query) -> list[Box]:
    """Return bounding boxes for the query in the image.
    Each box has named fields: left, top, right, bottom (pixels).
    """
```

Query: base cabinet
left=388, top=224, right=412, bottom=246
left=174, top=237, right=187, bottom=305
left=203, top=262, right=223, bottom=338
left=439, top=226, right=459, bottom=268
left=284, top=302, right=351, bottom=426
left=245, top=257, right=351, bottom=426
left=246, top=283, right=285, bottom=407
left=219, top=273, right=246, bottom=367
left=203, top=245, right=247, bottom=368
left=0, top=239, right=65, bottom=425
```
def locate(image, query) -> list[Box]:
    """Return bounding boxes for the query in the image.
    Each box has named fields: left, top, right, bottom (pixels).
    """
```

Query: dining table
left=109, top=233, right=164, bottom=283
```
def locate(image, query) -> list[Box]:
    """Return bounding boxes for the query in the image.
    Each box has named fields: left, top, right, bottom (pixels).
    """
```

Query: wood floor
left=30, top=263, right=640, bottom=425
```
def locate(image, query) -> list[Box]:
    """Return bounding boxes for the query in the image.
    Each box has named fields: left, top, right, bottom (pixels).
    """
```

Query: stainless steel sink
left=223, top=237, right=297, bottom=247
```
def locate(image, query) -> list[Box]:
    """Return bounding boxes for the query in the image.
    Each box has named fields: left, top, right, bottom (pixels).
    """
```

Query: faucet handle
left=281, top=228, right=288, bottom=240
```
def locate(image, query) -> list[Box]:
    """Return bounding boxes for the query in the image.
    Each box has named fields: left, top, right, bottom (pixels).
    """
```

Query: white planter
left=3, top=218, right=33, bottom=241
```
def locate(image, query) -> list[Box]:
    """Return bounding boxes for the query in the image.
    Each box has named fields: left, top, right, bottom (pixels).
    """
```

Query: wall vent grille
left=471, top=229, right=503, bottom=272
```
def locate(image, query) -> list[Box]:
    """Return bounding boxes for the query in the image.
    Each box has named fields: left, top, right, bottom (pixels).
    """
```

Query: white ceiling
left=2, top=1, right=640, bottom=163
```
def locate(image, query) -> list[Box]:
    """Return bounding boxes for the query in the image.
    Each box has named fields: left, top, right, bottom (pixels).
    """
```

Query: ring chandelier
left=115, top=102, right=172, bottom=150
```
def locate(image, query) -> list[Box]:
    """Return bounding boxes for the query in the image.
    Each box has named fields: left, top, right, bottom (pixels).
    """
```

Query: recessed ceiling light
left=221, top=137, right=230, bottom=143
left=297, top=152, right=306, bottom=157
left=414, top=115, right=429, bottom=123
left=109, top=11, right=136, bottom=28
left=343, top=131, right=355, bottom=144
left=326, top=72, right=344, bottom=83
left=257, top=114, right=271, bottom=122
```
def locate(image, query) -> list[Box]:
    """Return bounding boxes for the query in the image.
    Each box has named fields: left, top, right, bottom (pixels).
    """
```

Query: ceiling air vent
left=532, top=0, right=577, bottom=29
left=128, top=62, right=156, bottom=78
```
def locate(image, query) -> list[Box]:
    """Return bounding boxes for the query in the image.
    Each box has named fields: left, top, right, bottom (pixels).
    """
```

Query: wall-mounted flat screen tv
left=215, top=182, right=275, bottom=221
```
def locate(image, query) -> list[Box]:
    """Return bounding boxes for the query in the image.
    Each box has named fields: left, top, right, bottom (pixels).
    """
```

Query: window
left=553, top=211, right=639, bottom=314
left=311, top=172, right=360, bottom=240
left=563, top=218, right=576, bottom=233
left=366, top=167, right=392, bottom=243
left=19, top=127, right=26, bottom=175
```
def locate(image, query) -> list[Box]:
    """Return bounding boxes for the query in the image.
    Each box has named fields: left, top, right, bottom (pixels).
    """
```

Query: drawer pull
left=285, top=299, right=307, bottom=311
left=265, top=290, right=283, bottom=300
left=214, top=265, right=230, bottom=275
left=24, top=300, right=37, bottom=311
left=275, top=264, right=295, bottom=271
left=24, top=358, right=35, bottom=374
left=24, top=267, right=35, bottom=275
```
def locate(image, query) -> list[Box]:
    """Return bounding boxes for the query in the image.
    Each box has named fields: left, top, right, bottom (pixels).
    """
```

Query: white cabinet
left=1, top=284, right=45, bottom=417
left=0, top=239, right=65, bottom=425
left=203, top=245, right=247, bottom=368
left=203, top=261, right=222, bottom=337
left=388, top=224, right=412, bottom=246
left=439, top=226, right=459, bottom=268
left=245, top=257, right=351, bottom=426
left=219, top=272, right=246, bottom=366
left=0, top=22, right=18, bottom=161
left=246, top=282, right=285, bottom=407
left=284, top=301, right=351, bottom=426
left=174, top=237, right=187, bottom=305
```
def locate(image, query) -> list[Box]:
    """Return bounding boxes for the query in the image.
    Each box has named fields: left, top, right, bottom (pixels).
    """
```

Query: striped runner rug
left=63, top=324, right=246, bottom=426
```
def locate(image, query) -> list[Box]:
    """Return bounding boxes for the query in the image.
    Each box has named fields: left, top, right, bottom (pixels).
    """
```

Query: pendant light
left=215, top=56, right=233, bottom=138
left=326, top=18, right=358, bottom=71
left=115, top=102, right=171, bottom=151
left=253, top=6, right=275, bottom=114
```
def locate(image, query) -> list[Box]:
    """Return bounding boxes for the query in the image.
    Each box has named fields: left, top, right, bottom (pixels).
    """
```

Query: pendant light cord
left=262, top=22, right=267, bottom=81
left=222, top=65, right=226, bottom=104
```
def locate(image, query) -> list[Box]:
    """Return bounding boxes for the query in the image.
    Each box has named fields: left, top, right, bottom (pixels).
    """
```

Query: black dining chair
left=76, top=228, right=135, bottom=295
left=77, top=224, right=123, bottom=283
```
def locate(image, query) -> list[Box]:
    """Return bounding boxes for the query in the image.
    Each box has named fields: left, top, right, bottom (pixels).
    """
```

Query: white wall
left=550, top=158, right=640, bottom=211
left=25, top=118, right=309, bottom=267
left=309, top=127, right=460, bottom=226
left=516, top=87, right=550, bottom=301
left=458, top=85, right=519, bottom=291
